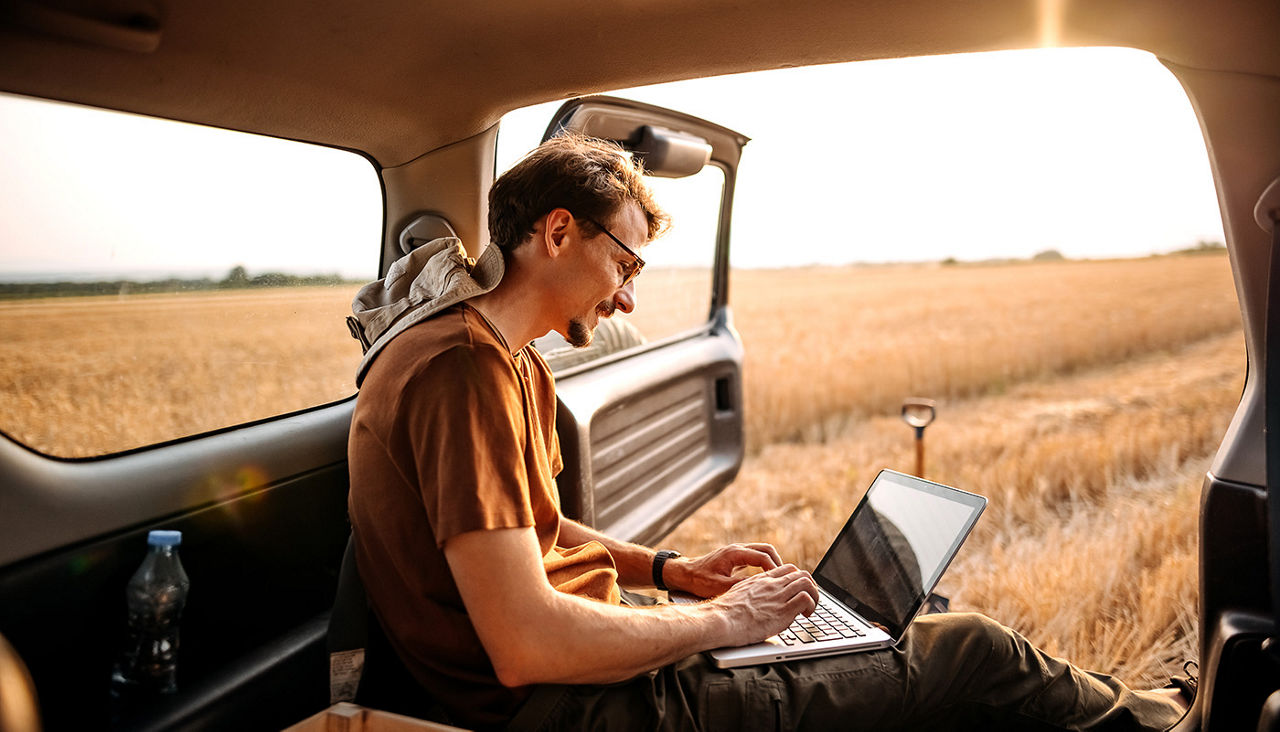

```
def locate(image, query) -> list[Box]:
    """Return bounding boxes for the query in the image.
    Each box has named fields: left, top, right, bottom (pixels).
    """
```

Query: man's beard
left=567, top=300, right=615, bottom=348
left=567, top=318, right=593, bottom=348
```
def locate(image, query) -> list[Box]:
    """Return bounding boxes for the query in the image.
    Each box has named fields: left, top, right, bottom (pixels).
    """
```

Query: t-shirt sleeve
left=400, top=342, right=536, bottom=547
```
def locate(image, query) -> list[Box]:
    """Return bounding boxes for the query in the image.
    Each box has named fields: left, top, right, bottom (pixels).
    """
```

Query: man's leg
left=508, top=647, right=900, bottom=732
left=887, top=613, right=1184, bottom=731
left=510, top=612, right=1184, bottom=731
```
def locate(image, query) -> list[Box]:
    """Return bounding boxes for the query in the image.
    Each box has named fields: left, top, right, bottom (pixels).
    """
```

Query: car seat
left=327, top=533, right=447, bottom=722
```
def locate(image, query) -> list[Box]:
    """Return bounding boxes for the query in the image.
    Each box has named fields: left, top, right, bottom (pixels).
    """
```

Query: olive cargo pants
left=506, top=612, right=1183, bottom=731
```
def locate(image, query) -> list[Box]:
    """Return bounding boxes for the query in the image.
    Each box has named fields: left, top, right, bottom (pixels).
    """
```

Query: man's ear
left=540, top=208, right=574, bottom=258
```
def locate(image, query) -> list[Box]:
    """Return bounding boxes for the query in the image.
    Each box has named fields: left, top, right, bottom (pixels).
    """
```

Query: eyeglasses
left=583, top=215, right=645, bottom=287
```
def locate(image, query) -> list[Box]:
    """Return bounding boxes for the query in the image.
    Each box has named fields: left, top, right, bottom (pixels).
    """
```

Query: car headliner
left=0, top=0, right=1276, bottom=167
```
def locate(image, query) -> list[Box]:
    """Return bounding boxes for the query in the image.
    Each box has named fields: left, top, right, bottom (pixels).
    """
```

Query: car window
left=629, top=165, right=725, bottom=336
left=0, top=94, right=381, bottom=458
left=498, top=112, right=725, bottom=370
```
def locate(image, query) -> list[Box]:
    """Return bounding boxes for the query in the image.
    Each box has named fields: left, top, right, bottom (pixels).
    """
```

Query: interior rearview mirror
left=633, top=125, right=711, bottom=178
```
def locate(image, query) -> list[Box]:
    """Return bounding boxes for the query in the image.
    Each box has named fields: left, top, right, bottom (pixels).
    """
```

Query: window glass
left=628, top=166, right=724, bottom=338
left=0, top=94, right=381, bottom=458
left=498, top=108, right=725, bottom=370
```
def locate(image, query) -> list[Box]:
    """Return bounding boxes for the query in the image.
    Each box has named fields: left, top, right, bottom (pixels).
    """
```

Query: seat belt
left=328, top=534, right=368, bottom=705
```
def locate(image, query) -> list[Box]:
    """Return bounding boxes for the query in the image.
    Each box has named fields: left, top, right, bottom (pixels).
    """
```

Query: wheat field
left=724, top=256, right=1240, bottom=451
left=0, top=288, right=361, bottom=456
left=666, top=253, right=1242, bottom=689
left=2, top=253, right=1243, bottom=689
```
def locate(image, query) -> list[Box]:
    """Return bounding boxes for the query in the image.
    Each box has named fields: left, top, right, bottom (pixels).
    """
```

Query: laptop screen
left=812, top=469, right=986, bottom=641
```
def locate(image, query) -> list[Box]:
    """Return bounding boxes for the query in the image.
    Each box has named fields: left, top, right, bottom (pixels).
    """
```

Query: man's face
left=563, top=202, right=647, bottom=348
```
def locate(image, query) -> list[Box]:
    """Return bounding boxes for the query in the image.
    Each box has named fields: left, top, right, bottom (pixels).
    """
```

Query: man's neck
left=467, top=277, right=546, bottom=354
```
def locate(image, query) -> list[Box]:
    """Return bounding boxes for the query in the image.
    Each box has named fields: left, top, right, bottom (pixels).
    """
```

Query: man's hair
left=488, top=134, right=670, bottom=254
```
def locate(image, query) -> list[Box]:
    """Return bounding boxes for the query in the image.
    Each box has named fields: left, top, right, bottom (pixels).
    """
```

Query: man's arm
left=557, top=517, right=785, bottom=597
left=444, top=526, right=818, bottom=687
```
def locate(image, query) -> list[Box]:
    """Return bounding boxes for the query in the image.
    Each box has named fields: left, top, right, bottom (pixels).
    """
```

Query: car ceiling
left=0, top=0, right=1277, bottom=168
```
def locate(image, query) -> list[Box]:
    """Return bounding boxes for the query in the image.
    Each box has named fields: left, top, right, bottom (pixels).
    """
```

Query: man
left=347, top=135, right=1185, bottom=730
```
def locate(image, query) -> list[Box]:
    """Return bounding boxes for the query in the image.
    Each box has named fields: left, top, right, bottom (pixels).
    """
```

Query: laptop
left=698, top=469, right=986, bottom=668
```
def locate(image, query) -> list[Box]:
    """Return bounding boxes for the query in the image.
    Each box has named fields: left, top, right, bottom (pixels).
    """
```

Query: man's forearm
left=447, top=526, right=731, bottom=686
left=506, top=588, right=726, bottom=685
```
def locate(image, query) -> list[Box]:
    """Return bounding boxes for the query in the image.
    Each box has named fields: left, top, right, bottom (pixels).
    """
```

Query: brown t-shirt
left=348, top=303, right=621, bottom=728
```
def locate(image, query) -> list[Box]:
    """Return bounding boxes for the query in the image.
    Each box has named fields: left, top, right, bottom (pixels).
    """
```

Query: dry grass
left=728, top=255, right=1240, bottom=452
left=667, top=329, right=1243, bottom=688
left=0, top=287, right=362, bottom=456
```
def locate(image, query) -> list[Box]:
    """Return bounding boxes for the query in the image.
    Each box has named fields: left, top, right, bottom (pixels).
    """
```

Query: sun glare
left=1038, top=0, right=1064, bottom=47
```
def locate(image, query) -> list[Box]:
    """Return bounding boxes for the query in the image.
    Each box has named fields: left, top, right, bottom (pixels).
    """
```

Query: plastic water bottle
left=110, top=530, right=190, bottom=700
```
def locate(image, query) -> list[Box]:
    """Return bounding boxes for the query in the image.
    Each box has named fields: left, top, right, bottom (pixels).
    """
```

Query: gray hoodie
left=347, top=238, right=504, bottom=387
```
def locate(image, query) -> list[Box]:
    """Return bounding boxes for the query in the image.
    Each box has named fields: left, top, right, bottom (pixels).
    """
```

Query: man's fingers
left=725, top=546, right=780, bottom=572
left=782, top=571, right=820, bottom=614
left=740, top=542, right=784, bottom=568
left=729, top=560, right=793, bottom=583
left=736, top=563, right=815, bottom=597
left=758, top=565, right=819, bottom=617
left=753, top=565, right=817, bottom=623
left=758, top=562, right=802, bottom=578
left=786, top=588, right=819, bottom=618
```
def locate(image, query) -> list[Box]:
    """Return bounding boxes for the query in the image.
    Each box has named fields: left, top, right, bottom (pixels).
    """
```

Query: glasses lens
left=622, top=260, right=640, bottom=286
left=585, top=215, right=643, bottom=286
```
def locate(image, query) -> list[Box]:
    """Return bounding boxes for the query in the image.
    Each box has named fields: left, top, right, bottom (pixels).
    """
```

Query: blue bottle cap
left=147, top=530, right=182, bottom=547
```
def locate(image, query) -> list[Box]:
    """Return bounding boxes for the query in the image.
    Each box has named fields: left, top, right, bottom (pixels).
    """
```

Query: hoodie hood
left=347, top=237, right=504, bottom=386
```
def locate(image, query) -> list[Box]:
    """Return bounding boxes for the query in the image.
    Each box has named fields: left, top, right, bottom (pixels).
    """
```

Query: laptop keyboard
left=777, top=596, right=869, bottom=645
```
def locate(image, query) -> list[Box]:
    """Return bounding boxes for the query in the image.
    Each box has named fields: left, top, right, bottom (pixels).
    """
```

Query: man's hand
left=664, top=542, right=785, bottom=598
left=708, top=564, right=820, bottom=647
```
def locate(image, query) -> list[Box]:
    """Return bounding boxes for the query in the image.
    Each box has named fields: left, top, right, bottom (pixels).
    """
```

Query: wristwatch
left=652, top=549, right=681, bottom=591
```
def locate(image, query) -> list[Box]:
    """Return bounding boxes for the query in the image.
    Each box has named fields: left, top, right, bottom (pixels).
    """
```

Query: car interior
left=1, top=1, right=1279, bottom=730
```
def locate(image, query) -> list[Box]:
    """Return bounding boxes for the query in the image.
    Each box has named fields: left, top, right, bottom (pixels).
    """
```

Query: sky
left=0, top=46, right=1225, bottom=280
left=498, top=47, right=1225, bottom=268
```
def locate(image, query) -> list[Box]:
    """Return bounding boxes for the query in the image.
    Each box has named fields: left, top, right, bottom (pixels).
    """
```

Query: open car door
left=532, top=97, right=750, bottom=544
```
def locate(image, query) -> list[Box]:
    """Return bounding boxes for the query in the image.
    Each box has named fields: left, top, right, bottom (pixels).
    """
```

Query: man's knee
left=910, top=612, right=1021, bottom=664
left=949, top=611, right=1016, bottom=642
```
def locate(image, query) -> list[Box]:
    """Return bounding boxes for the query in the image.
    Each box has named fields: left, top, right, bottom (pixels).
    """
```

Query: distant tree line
left=939, top=240, right=1226, bottom=266
left=1171, top=239, right=1227, bottom=255
left=0, top=265, right=361, bottom=300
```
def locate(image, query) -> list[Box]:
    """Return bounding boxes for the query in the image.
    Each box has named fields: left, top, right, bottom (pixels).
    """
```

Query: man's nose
left=611, top=280, right=636, bottom=315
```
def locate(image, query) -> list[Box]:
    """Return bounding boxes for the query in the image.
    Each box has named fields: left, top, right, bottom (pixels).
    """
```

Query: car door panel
left=555, top=314, right=744, bottom=544
left=0, top=404, right=353, bottom=567
left=0, top=407, right=354, bottom=729
left=1198, top=472, right=1280, bottom=729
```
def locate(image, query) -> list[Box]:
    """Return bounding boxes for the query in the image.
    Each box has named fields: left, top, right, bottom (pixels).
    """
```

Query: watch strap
left=652, top=549, right=681, bottom=591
